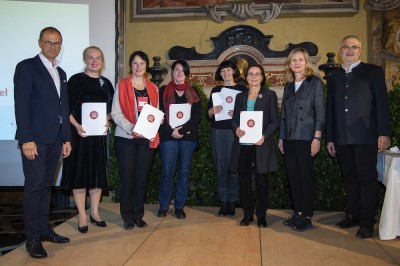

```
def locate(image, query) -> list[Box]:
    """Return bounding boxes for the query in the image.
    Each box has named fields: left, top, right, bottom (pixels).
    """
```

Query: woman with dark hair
left=206, top=60, right=247, bottom=216
left=157, top=60, right=202, bottom=219
left=278, top=48, right=325, bottom=231
left=61, top=46, right=114, bottom=233
left=111, top=50, right=160, bottom=230
left=230, top=64, right=279, bottom=227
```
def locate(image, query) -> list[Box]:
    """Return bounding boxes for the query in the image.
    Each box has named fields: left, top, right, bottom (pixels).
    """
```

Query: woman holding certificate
left=61, top=46, right=114, bottom=233
left=206, top=60, right=247, bottom=217
left=230, top=64, right=279, bottom=227
left=278, top=48, right=325, bottom=232
left=111, top=51, right=160, bottom=230
left=157, top=60, right=201, bottom=219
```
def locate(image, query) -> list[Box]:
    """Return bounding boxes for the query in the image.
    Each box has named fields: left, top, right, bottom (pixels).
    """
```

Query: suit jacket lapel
left=34, top=55, right=60, bottom=98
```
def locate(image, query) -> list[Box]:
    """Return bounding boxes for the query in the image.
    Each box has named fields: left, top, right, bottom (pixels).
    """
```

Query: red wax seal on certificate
left=147, top=114, right=155, bottom=123
left=176, top=111, right=184, bottom=119
left=247, top=119, right=255, bottom=128
left=90, top=111, right=98, bottom=119
left=226, top=96, right=233, bottom=103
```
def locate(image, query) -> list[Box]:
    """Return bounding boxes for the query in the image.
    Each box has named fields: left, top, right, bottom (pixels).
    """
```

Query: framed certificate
left=133, top=104, right=164, bottom=140
left=169, top=103, right=191, bottom=128
left=239, top=111, right=263, bottom=144
left=82, top=102, right=107, bottom=136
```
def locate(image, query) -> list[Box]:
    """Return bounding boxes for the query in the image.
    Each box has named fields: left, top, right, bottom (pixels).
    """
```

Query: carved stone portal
left=162, top=25, right=321, bottom=102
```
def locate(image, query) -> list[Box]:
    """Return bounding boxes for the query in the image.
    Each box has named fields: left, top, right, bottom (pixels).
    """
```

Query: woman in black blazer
left=230, top=64, right=279, bottom=227
left=278, top=48, right=325, bottom=231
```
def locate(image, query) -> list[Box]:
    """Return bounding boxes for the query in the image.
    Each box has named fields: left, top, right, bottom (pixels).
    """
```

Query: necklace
left=134, top=87, right=148, bottom=97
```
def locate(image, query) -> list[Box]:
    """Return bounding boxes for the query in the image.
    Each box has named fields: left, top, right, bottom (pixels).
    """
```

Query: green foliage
left=107, top=125, right=120, bottom=202
left=186, top=82, right=218, bottom=206
left=388, top=84, right=400, bottom=147
left=107, top=83, right=400, bottom=211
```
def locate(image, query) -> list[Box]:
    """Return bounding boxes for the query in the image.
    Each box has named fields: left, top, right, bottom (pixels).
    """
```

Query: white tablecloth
left=378, top=152, right=400, bottom=240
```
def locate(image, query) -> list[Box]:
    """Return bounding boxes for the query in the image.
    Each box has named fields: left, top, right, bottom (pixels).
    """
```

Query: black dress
left=61, top=73, right=114, bottom=189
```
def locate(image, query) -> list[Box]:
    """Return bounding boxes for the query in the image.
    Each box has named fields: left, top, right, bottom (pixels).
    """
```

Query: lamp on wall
left=318, top=52, right=341, bottom=79
left=148, top=56, right=168, bottom=87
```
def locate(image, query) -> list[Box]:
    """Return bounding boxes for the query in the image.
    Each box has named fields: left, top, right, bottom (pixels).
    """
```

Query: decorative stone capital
left=366, top=0, right=400, bottom=11
left=206, top=3, right=283, bottom=23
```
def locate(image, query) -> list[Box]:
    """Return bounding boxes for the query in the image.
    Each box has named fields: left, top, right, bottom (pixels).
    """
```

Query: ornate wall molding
left=168, top=25, right=318, bottom=60
left=132, top=1, right=359, bottom=23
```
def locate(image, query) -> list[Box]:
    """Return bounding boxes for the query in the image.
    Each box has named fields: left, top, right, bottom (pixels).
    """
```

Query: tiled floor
left=1, top=203, right=399, bottom=265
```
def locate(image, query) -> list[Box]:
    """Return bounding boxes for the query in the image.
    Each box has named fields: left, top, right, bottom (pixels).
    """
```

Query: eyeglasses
left=41, top=40, right=62, bottom=48
left=247, top=72, right=262, bottom=77
left=341, top=45, right=360, bottom=51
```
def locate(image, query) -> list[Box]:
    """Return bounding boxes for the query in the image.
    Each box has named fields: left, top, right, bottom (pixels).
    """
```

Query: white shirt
left=39, top=53, right=61, bottom=97
left=342, top=60, right=361, bottom=73
left=294, top=81, right=303, bottom=92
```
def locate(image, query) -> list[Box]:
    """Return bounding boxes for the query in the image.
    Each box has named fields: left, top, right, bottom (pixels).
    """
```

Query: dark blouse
left=158, top=85, right=202, bottom=142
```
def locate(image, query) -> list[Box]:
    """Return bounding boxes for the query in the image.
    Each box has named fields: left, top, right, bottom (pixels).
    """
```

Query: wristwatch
left=313, top=136, right=322, bottom=141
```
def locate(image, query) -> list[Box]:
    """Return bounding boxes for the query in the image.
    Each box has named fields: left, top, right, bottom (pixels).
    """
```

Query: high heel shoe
left=90, top=215, right=107, bottom=227
left=78, top=222, right=88, bottom=233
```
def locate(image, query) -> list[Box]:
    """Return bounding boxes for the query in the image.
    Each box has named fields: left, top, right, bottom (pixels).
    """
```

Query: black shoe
left=133, top=219, right=147, bottom=228
left=227, top=202, right=236, bottom=217
left=257, top=217, right=267, bottom=228
left=124, top=221, right=134, bottom=230
left=26, top=239, right=47, bottom=258
left=40, top=230, right=70, bottom=243
left=158, top=209, right=168, bottom=217
left=356, top=226, right=374, bottom=239
left=240, top=216, right=254, bottom=226
left=90, top=215, right=107, bottom=227
left=283, top=213, right=300, bottom=227
left=175, top=208, right=186, bottom=219
left=78, top=222, right=88, bottom=233
left=218, top=202, right=228, bottom=216
left=336, top=214, right=359, bottom=228
left=292, top=216, right=313, bottom=232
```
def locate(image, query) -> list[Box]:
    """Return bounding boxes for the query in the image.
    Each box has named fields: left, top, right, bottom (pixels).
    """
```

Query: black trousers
left=335, top=144, right=379, bottom=227
left=22, top=128, right=63, bottom=241
left=283, top=140, right=315, bottom=217
left=237, top=145, right=270, bottom=218
left=114, top=137, right=155, bottom=222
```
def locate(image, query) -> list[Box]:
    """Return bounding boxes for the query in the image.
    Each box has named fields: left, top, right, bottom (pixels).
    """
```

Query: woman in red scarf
left=157, top=60, right=201, bottom=219
left=111, top=51, right=159, bottom=230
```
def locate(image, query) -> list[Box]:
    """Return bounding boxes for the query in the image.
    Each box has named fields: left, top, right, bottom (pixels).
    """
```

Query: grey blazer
left=279, top=75, right=325, bottom=141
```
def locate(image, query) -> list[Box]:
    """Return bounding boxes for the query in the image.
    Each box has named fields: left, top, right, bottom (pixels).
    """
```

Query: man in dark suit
left=14, top=27, right=72, bottom=258
left=326, top=35, right=392, bottom=239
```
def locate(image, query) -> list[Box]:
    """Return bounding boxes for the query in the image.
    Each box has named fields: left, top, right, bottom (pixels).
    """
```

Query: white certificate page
left=211, top=92, right=224, bottom=121
left=82, top=102, right=107, bottom=136
left=239, top=111, right=263, bottom=144
left=133, top=104, right=164, bottom=140
left=169, top=103, right=191, bottom=129
left=212, top=88, right=241, bottom=121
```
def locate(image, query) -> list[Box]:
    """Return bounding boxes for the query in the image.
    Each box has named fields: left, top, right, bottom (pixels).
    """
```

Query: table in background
left=378, top=151, right=400, bottom=240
